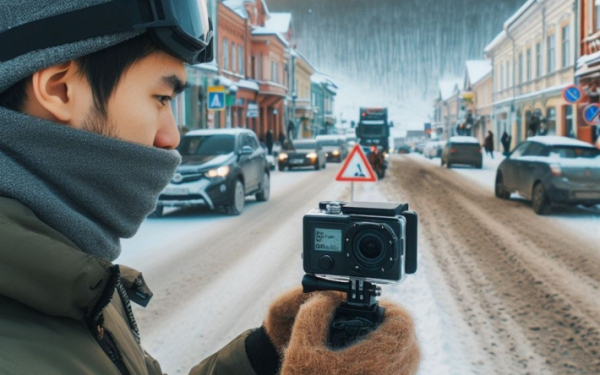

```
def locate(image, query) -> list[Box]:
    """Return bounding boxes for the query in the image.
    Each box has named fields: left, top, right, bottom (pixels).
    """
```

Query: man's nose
left=154, top=113, right=180, bottom=150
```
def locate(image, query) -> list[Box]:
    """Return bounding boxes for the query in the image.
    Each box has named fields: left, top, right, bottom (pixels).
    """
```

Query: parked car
left=441, top=136, right=483, bottom=168
left=316, top=134, right=348, bottom=162
left=495, top=136, right=600, bottom=214
left=396, top=144, right=411, bottom=154
left=278, top=139, right=327, bottom=171
left=152, top=129, right=270, bottom=217
left=423, top=140, right=446, bottom=159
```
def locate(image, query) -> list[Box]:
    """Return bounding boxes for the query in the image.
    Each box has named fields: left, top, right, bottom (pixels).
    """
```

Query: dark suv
left=152, top=129, right=270, bottom=217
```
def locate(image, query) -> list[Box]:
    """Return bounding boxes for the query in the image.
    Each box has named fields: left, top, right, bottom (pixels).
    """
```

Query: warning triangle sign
left=336, top=144, right=377, bottom=182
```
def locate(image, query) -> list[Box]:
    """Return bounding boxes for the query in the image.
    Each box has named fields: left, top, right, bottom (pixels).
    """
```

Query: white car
left=423, top=141, right=446, bottom=159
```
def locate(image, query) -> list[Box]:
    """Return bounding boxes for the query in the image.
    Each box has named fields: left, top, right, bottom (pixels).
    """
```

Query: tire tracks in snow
left=381, top=155, right=600, bottom=375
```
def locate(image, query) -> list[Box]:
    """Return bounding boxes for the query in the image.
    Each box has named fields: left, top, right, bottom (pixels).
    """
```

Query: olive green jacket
left=0, top=196, right=257, bottom=375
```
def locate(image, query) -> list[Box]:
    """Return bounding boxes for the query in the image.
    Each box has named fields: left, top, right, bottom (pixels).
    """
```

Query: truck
left=356, top=108, right=391, bottom=178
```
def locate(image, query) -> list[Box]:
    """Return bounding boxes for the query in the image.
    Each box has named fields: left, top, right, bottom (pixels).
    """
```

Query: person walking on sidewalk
left=501, top=131, right=512, bottom=156
left=484, top=130, right=495, bottom=159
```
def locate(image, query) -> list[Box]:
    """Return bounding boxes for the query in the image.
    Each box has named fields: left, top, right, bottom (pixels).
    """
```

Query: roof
left=222, top=0, right=249, bottom=18
left=484, top=30, right=507, bottom=54
left=485, top=0, right=537, bottom=54
left=439, top=80, right=461, bottom=101
left=292, top=49, right=316, bottom=71
left=465, top=60, right=492, bottom=87
left=449, top=136, right=480, bottom=144
left=251, top=28, right=290, bottom=47
left=265, top=13, right=292, bottom=34
left=528, top=136, right=596, bottom=148
left=185, top=128, right=253, bottom=136
left=236, top=79, right=260, bottom=92
left=311, top=72, right=338, bottom=94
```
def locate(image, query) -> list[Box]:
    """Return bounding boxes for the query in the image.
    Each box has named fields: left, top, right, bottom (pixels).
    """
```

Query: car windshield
left=319, top=140, right=341, bottom=147
left=549, top=146, right=600, bottom=159
left=178, top=135, right=235, bottom=156
left=294, top=141, right=318, bottom=150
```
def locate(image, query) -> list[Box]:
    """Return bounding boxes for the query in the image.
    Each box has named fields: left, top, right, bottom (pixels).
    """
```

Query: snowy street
left=119, top=155, right=600, bottom=375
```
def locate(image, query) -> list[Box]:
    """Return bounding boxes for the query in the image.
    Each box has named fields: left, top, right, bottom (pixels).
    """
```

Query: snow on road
left=119, top=163, right=473, bottom=375
left=413, top=152, right=600, bottom=243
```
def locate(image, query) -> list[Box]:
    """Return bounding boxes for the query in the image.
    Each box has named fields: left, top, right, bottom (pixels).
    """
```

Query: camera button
left=318, top=255, right=334, bottom=270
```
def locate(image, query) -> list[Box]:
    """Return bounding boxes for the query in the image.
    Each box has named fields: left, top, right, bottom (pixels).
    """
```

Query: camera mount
left=302, top=274, right=385, bottom=349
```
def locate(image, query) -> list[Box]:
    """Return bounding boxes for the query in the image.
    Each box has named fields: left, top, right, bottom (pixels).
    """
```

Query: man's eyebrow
left=162, top=75, right=188, bottom=95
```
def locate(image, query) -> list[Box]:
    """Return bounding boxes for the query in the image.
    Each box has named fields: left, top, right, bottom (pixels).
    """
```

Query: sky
left=268, top=0, right=526, bottom=129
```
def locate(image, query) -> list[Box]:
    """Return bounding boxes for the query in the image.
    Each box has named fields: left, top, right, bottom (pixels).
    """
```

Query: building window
left=547, top=34, right=556, bottom=73
left=239, top=45, right=244, bottom=75
left=562, top=25, right=570, bottom=68
left=223, top=39, right=229, bottom=72
left=518, top=53, right=523, bottom=85
left=536, top=42, right=542, bottom=77
left=564, top=105, right=574, bottom=137
left=505, top=61, right=510, bottom=89
left=545, top=107, right=556, bottom=135
left=271, top=61, right=279, bottom=83
left=231, top=43, right=236, bottom=72
left=526, top=48, right=532, bottom=81
left=500, top=64, right=504, bottom=91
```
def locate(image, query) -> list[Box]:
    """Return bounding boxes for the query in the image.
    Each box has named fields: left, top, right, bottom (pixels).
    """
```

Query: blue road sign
left=563, top=86, right=582, bottom=104
left=583, top=104, right=600, bottom=125
left=208, top=92, right=225, bottom=110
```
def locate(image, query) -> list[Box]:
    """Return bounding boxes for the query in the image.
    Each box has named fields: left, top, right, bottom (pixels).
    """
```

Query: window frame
left=547, top=34, right=556, bottom=73
left=223, top=39, right=229, bottom=72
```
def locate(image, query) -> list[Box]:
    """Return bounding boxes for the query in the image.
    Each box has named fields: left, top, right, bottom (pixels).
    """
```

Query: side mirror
left=240, top=146, right=253, bottom=155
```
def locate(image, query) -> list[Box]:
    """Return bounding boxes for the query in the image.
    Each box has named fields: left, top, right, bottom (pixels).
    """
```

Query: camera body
left=303, top=201, right=418, bottom=284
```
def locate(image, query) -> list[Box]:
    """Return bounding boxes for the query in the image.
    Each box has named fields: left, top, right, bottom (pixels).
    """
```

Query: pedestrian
left=501, top=131, right=512, bottom=156
left=484, top=130, right=495, bottom=159
left=279, top=131, right=286, bottom=146
left=266, top=129, right=274, bottom=155
left=0, top=2, right=420, bottom=375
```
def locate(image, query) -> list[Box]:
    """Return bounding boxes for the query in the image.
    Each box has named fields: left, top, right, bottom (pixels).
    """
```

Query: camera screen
left=314, top=228, right=343, bottom=252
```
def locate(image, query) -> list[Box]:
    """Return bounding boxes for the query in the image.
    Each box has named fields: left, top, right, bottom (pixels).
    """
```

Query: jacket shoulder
left=0, top=196, right=78, bottom=249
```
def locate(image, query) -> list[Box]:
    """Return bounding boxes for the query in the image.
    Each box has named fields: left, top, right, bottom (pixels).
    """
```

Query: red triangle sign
left=336, top=144, right=378, bottom=182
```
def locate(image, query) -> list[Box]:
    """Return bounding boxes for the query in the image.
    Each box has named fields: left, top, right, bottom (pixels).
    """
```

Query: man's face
left=94, top=51, right=186, bottom=149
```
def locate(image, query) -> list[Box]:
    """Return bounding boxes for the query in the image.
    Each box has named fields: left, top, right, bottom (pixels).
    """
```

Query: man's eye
left=157, top=96, right=173, bottom=106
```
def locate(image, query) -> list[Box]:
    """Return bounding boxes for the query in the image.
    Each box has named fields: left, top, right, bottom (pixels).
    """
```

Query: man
left=0, top=1, right=420, bottom=374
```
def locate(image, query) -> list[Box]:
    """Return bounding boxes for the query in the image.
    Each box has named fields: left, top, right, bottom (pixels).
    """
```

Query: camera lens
left=354, top=231, right=387, bottom=268
left=358, top=235, right=383, bottom=259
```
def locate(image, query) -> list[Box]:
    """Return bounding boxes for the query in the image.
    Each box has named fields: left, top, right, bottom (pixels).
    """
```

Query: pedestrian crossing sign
left=336, top=144, right=377, bottom=182
left=208, top=86, right=226, bottom=111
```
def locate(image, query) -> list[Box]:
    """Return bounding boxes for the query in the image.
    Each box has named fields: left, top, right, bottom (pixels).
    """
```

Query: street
left=119, top=155, right=600, bottom=375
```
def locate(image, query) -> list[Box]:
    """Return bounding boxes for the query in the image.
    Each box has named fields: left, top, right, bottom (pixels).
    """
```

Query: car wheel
left=227, top=179, right=245, bottom=215
left=532, top=182, right=551, bottom=215
left=148, top=206, right=163, bottom=218
left=495, top=173, right=511, bottom=199
left=255, top=172, right=270, bottom=202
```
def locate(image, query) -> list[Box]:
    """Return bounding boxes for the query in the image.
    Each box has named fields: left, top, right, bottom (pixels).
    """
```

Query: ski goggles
left=0, top=0, right=214, bottom=65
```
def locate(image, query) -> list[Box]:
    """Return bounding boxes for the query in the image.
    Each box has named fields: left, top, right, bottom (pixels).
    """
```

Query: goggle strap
left=0, top=0, right=150, bottom=62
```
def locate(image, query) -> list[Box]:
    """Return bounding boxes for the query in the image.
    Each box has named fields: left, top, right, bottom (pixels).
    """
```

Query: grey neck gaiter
left=0, top=107, right=181, bottom=261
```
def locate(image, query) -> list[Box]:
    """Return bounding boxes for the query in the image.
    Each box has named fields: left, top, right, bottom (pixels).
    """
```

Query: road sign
left=562, top=85, right=582, bottom=104
left=336, top=144, right=377, bottom=182
left=207, top=86, right=226, bottom=111
left=582, top=103, right=600, bottom=126
left=247, top=103, right=259, bottom=118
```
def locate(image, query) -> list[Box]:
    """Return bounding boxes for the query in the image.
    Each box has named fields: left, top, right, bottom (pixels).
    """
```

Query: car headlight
left=278, top=153, right=288, bottom=160
left=549, top=164, right=562, bottom=177
left=332, top=150, right=340, bottom=156
left=306, top=152, right=318, bottom=159
left=206, top=166, right=230, bottom=178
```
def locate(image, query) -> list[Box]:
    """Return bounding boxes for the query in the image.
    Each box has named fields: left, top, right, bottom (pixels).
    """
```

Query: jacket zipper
left=117, top=282, right=141, bottom=344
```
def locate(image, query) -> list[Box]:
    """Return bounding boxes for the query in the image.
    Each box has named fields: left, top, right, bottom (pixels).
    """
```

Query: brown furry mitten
left=280, top=292, right=421, bottom=375
left=263, top=286, right=320, bottom=350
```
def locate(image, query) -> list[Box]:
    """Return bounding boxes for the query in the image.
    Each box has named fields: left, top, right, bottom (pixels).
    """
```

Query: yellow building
left=291, top=50, right=316, bottom=138
left=484, top=0, right=577, bottom=148
left=463, top=60, right=493, bottom=143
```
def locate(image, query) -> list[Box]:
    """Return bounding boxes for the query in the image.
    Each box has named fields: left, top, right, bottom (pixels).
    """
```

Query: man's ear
left=30, top=61, right=88, bottom=124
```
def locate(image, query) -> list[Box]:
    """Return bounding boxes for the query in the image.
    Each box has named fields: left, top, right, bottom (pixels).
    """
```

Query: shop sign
left=247, top=103, right=259, bottom=118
